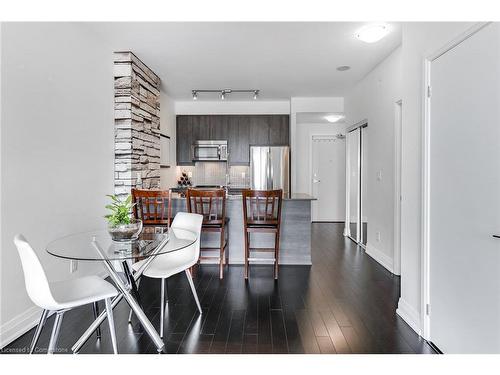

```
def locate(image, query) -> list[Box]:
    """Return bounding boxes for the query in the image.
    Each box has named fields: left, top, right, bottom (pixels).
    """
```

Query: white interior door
left=311, top=136, right=345, bottom=221
left=428, top=23, right=500, bottom=353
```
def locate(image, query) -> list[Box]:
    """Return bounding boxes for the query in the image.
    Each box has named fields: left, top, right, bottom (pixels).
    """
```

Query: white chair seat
left=49, top=276, right=118, bottom=310
left=132, top=244, right=196, bottom=279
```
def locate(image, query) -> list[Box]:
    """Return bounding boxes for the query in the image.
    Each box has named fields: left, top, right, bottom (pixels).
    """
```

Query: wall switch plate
left=70, top=260, right=78, bottom=273
left=376, top=231, right=381, bottom=242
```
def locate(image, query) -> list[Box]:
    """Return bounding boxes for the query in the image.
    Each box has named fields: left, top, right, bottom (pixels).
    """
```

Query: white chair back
left=13, top=234, right=58, bottom=310
left=171, top=212, right=203, bottom=263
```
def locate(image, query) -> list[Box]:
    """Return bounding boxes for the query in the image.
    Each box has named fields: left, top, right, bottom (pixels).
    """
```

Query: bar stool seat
left=203, top=217, right=230, bottom=227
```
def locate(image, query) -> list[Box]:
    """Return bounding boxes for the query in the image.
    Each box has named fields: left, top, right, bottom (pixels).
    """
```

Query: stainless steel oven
left=191, top=140, right=228, bottom=161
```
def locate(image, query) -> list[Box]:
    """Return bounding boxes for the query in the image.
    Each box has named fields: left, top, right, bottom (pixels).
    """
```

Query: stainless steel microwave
left=191, top=140, right=228, bottom=161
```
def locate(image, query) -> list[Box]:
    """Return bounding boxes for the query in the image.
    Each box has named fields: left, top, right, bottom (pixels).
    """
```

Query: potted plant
left=105, top=194, right=143, bottom=241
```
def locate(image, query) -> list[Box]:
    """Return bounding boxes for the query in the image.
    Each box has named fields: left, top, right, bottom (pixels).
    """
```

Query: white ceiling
left=89, top=22, right=401, bottom=100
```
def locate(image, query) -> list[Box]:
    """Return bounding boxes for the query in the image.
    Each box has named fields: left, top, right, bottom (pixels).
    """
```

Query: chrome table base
left=71, top=239, right=167, bottom=353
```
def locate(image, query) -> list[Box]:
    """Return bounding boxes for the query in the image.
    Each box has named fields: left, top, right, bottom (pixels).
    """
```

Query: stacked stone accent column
left=114, top=51, right=161, bottom=198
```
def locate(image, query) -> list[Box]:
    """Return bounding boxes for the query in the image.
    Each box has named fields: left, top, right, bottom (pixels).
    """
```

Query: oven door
left=192, top=145, right=220, bottom=161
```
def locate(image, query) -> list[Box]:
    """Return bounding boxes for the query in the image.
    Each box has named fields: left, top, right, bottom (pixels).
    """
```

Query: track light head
left=253, top=90, right=259, bottom=100
left=220, top=91, right=225, bottom=100
left=192, top=91, right=198, bottom=100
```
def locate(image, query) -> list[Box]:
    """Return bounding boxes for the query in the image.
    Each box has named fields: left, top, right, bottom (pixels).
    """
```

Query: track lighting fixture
left=190, top=88, right=260, bottom=101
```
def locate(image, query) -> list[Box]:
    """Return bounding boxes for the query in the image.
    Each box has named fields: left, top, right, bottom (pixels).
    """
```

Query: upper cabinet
left=176, top=114, right=290, bottom=165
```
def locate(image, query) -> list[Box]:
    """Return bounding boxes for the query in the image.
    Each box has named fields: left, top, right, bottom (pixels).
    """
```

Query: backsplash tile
left=175, top=163, right=249, bottom=188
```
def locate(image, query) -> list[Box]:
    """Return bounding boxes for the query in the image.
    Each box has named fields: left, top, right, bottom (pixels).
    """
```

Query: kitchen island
left=170, top=193, right=316, bottom=265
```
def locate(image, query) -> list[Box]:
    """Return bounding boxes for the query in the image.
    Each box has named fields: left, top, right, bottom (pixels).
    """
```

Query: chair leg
left=274, top=230, right=281, bottom=280
left=104, top=298, right=118, bottom=354
left=47, top=311, right=64, bottom=354
left=92, top=302, right=101, bottom=339
left=29, top=309, right=49, bottom=354
left=219, top=228, right=225, bottom=279
left=244, top=230, right=249, bottom=279
left=185, top=269, right=202, bottom=314
left=160, top=278, right=165, bottom=338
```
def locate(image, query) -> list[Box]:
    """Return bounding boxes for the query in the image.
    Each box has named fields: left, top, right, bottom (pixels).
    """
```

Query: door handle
left=312, top=179, right=321, bottom=183
left=493, top=235, right=500, bottom=239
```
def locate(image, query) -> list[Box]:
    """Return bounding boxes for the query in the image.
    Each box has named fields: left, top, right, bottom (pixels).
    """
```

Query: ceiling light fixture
left=336, top=65, right=351, bottom=72
left=325, top=114, right=345, bottom=123
left=190, top=88, right=260, bottom=101
left=356, top=23, right=390, bottom=43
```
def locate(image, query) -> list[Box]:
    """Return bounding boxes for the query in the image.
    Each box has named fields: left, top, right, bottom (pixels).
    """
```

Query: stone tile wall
left=114, top=51, right=161, bottom=197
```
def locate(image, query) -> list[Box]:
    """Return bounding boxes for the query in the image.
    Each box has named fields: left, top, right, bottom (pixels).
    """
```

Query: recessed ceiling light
left=337, top=66, right=351, bottom=72
left=356, top=23, right=390, bottom=43
left=325, top=114, right=345, bottom=123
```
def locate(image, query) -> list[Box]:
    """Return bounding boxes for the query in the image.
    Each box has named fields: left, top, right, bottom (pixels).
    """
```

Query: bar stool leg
left=274, top=230, right=281, bottom=280
left=219, top=228, right=225, bottom=279
left=225, top=226, right=229, bottom=268
left=244, top=230, right=250, bottom=279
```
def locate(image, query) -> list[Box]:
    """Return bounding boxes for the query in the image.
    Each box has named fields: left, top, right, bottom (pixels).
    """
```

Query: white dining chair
left=14, top=234, right=119, bottom=354
left=130, top=212, right=203, bottom=337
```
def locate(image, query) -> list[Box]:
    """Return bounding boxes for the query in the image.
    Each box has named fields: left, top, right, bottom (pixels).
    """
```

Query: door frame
left=393, top=100, right=402, bottom=276
left=344, top=120, right=368, bottom=245
left=309, top=134, right=340, bottom=222
left=421, top=22, right=490, bottom=341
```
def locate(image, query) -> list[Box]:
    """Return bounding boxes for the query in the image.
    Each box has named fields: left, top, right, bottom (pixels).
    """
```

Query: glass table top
left=46, top=227, right=197, bottom=261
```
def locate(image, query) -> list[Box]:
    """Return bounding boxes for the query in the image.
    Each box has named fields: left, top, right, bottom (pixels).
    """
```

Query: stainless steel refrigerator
left=250, top=146, right=290, bottom=198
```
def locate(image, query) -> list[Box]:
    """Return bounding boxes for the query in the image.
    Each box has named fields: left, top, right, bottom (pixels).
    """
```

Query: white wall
left=295, top=121, right=346, bottom=220
left=397, top=22, right=474, bottom=335
left=343, top=46, right=402, bottom=274
left=159, top=90, right=177, bottom=189
left=290, top=97, right=344, bottom=193
left=175, top=100, right=290, bottom=115
left=0, top=23, right=114, bottom=347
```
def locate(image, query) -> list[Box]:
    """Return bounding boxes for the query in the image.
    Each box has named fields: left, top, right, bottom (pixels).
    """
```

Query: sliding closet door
left=346, top=129, right=360, bottom=242
left=360, top=126, right=368, bottom=246
left=428, top=23, right=500, bottom=353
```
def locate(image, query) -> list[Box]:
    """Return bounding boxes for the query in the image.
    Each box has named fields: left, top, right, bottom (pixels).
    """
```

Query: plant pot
left=108, top=219, right=143, bottom=242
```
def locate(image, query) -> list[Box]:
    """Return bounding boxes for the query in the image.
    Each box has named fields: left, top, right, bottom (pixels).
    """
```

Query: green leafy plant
left=105, top=194, right=135, bottom=227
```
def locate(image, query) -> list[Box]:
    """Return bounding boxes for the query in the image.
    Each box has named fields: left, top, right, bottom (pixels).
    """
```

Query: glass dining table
left=46, top=226, right=197, bottom=353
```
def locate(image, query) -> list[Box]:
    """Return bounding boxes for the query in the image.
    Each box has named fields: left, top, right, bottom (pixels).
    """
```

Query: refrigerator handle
left=269, top=150, right=274, bottom=189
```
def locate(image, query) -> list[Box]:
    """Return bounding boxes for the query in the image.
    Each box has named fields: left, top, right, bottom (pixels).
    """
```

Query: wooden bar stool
left=186, top=188, right=229, bottom=279
left=242, top=189, right=283, bottom=280
left=131, top=188, right=172, bottom=229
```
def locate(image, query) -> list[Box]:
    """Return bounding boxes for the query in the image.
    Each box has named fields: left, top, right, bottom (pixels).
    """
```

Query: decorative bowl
left=108, top=219, right=143, bottom=242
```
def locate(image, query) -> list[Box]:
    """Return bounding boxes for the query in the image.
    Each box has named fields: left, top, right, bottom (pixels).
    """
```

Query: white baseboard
left=396, top=297, right=422, bottom=336
left=0, top=305, right=47, bottom=349
left=365, top=242, right=394, bottom=274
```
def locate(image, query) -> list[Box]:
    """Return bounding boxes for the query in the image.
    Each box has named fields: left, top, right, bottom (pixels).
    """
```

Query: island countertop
left=170, top=190, right=316, bottom=201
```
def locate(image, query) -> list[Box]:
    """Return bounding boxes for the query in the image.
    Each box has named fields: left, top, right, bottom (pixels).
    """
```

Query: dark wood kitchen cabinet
left=269, top=115, right=290, bottom=145
left=176, top=115, right=193, bottom=165
left=228, top=116, right=250, bottom=165
left=176, top=114, right=289, bottom=166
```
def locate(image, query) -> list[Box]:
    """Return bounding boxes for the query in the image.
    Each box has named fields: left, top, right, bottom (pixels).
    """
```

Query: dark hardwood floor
left=3, top=223, right=435, bottom=354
